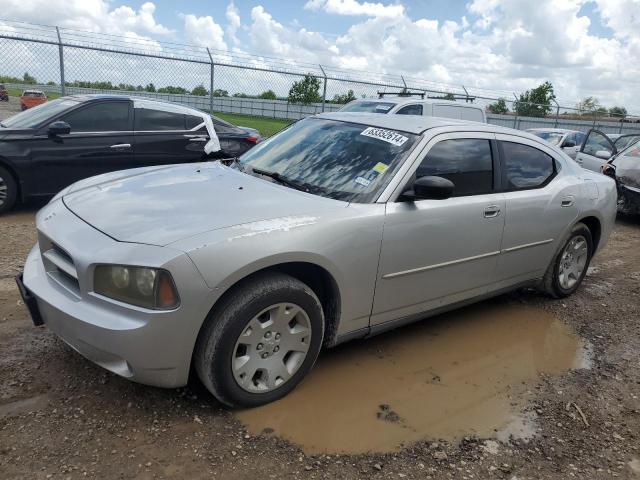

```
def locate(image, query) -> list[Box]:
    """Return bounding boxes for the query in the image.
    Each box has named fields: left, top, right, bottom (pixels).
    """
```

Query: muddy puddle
left=236, top=302, right=591, bottom=454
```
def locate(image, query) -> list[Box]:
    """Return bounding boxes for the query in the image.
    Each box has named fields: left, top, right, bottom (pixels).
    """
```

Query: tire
left=0, top=165, right=18, bottom=215
left=194, top=272, right=325, bottom=408
left=541, top=222, right=593, bottom=298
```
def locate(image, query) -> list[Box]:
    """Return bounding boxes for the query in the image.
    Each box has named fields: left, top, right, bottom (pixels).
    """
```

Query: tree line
left=1, top=71, right=631, bottom=115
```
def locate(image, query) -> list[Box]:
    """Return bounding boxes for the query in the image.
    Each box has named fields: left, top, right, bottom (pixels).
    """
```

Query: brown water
left=236, top=302, right=590, bottom=454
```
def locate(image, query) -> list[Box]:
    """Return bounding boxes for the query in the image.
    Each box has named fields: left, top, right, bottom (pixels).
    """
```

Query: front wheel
left=0, top=166, right=18, bottom=215
left=541, top=222, right=593, bottom=298
left=194, top=272, right=324, bottom=407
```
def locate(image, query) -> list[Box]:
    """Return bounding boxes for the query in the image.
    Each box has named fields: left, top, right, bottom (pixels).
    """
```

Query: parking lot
left=1, top=202, right=639, bottom=479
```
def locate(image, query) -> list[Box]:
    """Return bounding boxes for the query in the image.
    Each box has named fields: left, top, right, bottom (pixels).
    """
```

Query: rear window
left=135, top=108, right=185, bottom=130
left=340, top=101, right=396, bottom=114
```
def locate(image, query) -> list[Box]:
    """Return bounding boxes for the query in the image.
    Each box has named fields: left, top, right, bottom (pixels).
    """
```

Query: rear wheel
left=194, top=272, right=324, bottom=407
left=541, top=222, right=593, bottom=298
left=0, top=166, right=17, bottom=214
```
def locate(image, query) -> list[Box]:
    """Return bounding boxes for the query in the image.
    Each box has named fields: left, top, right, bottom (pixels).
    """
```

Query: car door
left=133, top=106, right=208, bottom=166
left=371, top=133, right=505, bottom=326
left=31, top=100, right=134, bottom=195
left=575, top=129, right=615, bottom=172
left=493, top=135, right=579, bottom=287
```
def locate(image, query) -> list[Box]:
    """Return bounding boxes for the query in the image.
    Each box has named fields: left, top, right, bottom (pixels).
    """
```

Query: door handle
left=184, top=135, right=208, bottom=142
left=110, top=143, right=131, bottom=149
left=483, top=205, right=501, bottom=218
left=561, top=196, right=574, bottom=207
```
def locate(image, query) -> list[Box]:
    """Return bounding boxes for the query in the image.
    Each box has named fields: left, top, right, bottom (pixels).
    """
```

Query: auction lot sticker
left=360, top=127, right=408, bottom=147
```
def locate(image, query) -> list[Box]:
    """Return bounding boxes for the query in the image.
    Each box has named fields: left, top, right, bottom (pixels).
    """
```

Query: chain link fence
left=1, top=19, right=639, bottom=134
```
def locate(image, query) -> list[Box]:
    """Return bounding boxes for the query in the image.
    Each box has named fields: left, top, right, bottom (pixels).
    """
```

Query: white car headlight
left=94, top=265, right=179, bottom=310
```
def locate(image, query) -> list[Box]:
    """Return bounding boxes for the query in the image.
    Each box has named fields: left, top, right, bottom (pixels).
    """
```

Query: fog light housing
left=94, top=265, right=179, bottom=310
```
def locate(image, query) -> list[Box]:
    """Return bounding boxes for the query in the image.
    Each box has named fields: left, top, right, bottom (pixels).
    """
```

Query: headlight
left=94, top=265, right=179, bottom=310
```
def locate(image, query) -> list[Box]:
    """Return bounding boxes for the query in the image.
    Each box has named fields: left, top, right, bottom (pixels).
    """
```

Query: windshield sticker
left=360, top=127, right=408, bottom=147
left=375, top=104, right=393, bottom=112
left=372, top=162, right=389, bottom=174
left=354, top=176, right=372, bottom=187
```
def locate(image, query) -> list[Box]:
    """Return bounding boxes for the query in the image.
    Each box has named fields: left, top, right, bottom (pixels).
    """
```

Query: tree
left=157, top=86, right=188, bottom=94
left=257, top=89, right=277, bottom=100
left=576, top=96, right=601, bottom=113
left=332, top=89, right=356, bottom=104
left=488, top=98, right=509, bottom=114
left=23, top=72, right=36, bottom=84
left=514, top=81, right=555, bottom=117
left=233, top=92, right=249, bottom=98
left=191, top=84, right=208, bottom=96
left=609, top=106, right=627, bottom=118
left=144, top=83, right=156, bottom=92
left=212, top=89, right=229, bottom=97
left=288, top=73, right=322, bottom=104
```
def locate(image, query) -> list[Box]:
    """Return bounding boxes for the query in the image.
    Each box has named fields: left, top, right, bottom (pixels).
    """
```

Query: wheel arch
left=578, top=215, right=602, bottom=252
left=197, top=259, right=343, bottom=351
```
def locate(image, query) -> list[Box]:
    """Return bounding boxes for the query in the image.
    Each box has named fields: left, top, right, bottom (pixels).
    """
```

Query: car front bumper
left=19, top=199, right=214, bottom=388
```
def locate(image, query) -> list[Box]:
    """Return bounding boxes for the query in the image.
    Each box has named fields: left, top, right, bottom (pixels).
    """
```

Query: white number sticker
left=360, top=127, right=408, bottom=147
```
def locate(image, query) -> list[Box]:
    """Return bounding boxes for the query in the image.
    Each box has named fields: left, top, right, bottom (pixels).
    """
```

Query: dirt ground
left=1, top=202, right=639, bottom=479
left=0, top=96, right=23, bottom=120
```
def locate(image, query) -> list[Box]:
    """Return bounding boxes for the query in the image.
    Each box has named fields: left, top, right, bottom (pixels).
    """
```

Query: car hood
left=63, top=162, right=346, bottom=246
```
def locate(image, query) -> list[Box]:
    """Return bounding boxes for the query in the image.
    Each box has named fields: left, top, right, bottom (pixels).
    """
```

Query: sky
left=2, top=0, right=639, bottom=112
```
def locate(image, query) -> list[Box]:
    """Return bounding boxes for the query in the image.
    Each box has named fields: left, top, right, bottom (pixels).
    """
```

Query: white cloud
left=226, top=2, right=241, bottom=47
left=304, top=0, right=405, bottom=19
left=183, top=14, right=228, bottom=51
left=2, top=0, right=171, bottom=36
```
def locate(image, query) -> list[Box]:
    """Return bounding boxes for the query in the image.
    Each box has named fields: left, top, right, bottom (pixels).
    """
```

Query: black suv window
left=135, top=108, right=185, bottom=130
left=62, top=102, right=130, bottom=132
left=396, top=104, right=423, bottom=115
left=416, top=138, right=493, bottom=196
left=501, top=141, right=555, bottom=190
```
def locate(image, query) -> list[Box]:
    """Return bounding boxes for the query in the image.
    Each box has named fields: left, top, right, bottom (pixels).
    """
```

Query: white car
left=526, top=128, right=585, bottom=159
left=340, top=95, right=486, bottom=123
left=575, top=129, right=640, bottom=172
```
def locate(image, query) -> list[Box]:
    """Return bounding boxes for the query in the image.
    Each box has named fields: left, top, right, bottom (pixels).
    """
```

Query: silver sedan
left=17, top=113, right=617, bottom=407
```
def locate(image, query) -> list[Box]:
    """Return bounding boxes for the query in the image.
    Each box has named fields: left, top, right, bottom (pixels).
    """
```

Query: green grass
left=213, top=111, right=292, bottom=137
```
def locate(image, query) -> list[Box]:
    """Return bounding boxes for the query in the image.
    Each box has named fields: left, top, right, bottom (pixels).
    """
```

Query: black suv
left=0, top=94, right=261, bottom=213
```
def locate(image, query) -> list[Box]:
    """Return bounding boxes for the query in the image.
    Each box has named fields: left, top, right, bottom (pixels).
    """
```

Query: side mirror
left=404, top=175, right=454, bottom=200
left=48, top=121, right=71, bottom=136
left=562, top=140, right=576, bottom=148
left=595, top=150, right=612, bottom=160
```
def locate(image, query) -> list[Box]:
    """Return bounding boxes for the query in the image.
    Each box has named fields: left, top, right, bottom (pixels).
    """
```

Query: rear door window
left=396, top=104, right=423, bottom=115
left=500, top=141, right=556, bottom=190
left=135, top=108, right=186, bottom=130
left=416, top=138, right=494, bottom=196
left=61, top=101, right=131, bottom=132
left=582, top=130, right=614, bottom=157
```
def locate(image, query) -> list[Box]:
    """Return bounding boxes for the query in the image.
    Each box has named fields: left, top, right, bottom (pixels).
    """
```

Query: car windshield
left=340, top=101, right=396, bottom=114
left=0, top=98, right=79, bottom=128
left=238, top=118, right=418, bottom=203
left=531, top=131, right=564, bottom=146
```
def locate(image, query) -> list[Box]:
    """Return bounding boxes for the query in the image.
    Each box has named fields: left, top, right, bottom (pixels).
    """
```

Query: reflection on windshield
left=532, top=132, right=563, bottom=146
left=239, top=118, right=418, bottom=203
left=0, top=98, right=79, bottom=129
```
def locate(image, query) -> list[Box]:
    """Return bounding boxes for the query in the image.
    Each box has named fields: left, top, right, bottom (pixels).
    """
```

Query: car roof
left=23, top=90, right=44, bottom=94
left=347, top=96, right=484, bottom=110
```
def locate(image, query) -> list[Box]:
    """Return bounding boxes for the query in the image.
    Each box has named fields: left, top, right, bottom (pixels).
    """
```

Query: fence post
left=553, top=99, right=559, bottom=128
left=512, top=93, right=519, bottom=129
left=206, top=48, right=214, bottom=113
left=56, top=27, right=65, bottom=96
left=319, top=65, right=327, bottom=113
left=619, top=115, right=625, bottom=134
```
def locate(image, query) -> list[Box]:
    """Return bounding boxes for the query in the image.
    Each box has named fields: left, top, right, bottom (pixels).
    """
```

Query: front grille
left=39, top=232, right=80, bottom=296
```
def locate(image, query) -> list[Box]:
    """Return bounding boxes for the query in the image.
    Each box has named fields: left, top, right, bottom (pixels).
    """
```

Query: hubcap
left=558, top=235, right=588, bottom=290
left=0, top=175, right=6, bottom=206
left=232, top=303, right=312, bottom=393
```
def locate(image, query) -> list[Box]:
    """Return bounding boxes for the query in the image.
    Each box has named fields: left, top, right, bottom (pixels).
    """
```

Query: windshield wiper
left=250, top=167, right=310, bottom=192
